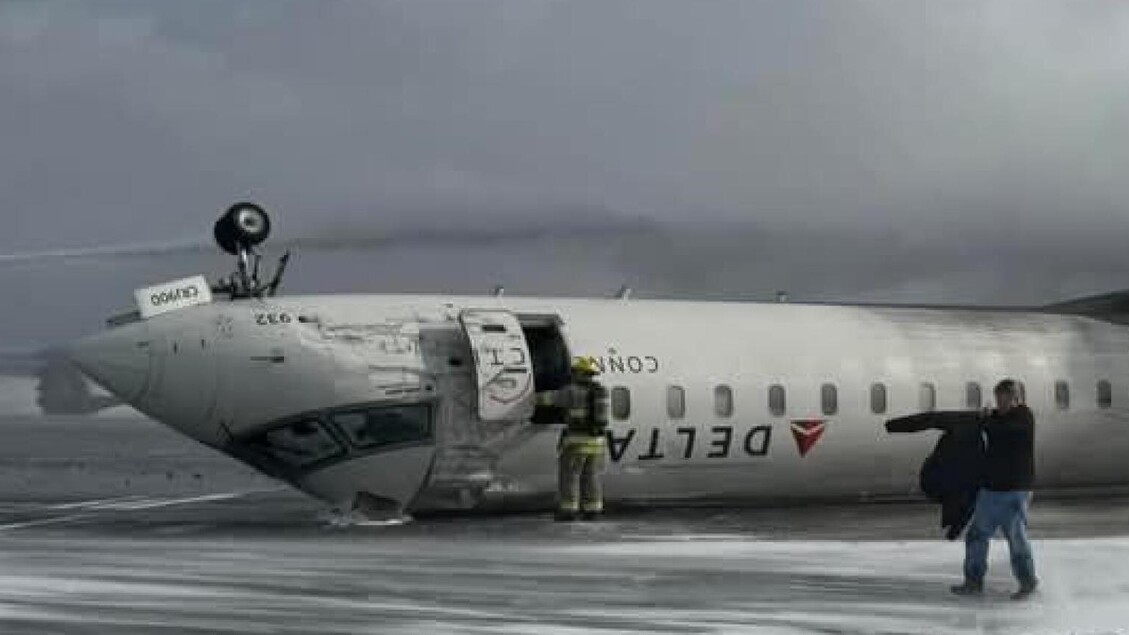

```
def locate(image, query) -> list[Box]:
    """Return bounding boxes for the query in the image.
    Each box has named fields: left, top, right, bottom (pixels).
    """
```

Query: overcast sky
left=4, top=1, right=1129, bottom=345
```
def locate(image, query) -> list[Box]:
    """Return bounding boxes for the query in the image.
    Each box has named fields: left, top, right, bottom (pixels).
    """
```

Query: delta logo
left=790, top=419, right=827, bottom=457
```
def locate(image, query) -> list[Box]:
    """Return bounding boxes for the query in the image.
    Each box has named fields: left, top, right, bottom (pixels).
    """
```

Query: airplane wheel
left=214, top=202, right=272, bottom=255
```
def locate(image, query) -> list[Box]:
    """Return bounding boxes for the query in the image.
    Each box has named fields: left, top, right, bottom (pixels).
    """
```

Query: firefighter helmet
left=571, top=356, right=601, bottom=377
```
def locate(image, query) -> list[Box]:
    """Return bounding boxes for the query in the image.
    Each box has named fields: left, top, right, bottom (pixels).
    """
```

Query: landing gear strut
left=211, top=202, right=290, bottom=300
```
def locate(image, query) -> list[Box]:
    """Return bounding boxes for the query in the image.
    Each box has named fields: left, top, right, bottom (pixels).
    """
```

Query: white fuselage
left=71, top=294, right=1129, bottom=514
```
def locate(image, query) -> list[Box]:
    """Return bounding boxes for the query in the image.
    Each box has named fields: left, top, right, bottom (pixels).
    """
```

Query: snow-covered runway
left=0, top=415, right=1125, bottom=634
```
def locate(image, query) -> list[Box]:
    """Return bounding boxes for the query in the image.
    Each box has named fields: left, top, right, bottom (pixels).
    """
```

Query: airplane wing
left=1042, top=289, right=1129, bottom=324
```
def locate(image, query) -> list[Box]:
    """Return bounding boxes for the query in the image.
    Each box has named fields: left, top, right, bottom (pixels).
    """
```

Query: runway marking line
left=0, top=490, right=271, bottom=532
left=49, top=495, right=148, bottom=510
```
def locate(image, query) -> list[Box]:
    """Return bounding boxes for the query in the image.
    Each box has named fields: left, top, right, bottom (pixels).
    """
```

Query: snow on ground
left=0, top=520, right=1123, bottom=634
left=0, top=414, right=1123, bottom=634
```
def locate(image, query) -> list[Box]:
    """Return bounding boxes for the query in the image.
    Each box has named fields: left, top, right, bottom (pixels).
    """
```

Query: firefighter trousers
left=557, top=439, right=606, bottom=515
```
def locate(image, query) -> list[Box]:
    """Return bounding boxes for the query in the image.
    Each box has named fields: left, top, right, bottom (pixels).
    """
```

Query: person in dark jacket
left=951, top=379, right=1039, bottom=600
left=885, top=411, right=984, bottom=537
left=885, top=410, right=985, bottom=540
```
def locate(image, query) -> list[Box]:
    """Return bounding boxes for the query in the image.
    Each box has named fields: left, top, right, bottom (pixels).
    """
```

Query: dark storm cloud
left=3, top=1, right=1129, bottom=344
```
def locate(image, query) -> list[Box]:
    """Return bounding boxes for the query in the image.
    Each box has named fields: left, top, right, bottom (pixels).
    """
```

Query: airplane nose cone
left=69, top=325, right=151, bottom=404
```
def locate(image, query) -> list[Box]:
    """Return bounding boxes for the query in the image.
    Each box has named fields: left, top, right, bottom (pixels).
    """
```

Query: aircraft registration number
left=254, top=312, right=293, bottom=325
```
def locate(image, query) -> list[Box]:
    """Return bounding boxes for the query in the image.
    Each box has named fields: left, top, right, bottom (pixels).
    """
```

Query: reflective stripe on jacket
left=561, top=434, right=607, bottom=455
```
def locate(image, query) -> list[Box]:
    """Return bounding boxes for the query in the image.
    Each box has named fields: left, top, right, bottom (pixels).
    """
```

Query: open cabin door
left=458, top=309, right=537, bottom=422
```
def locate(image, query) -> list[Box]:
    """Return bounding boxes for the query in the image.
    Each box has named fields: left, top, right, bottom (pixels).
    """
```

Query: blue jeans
left=963, top=489, right=1037, bottom=585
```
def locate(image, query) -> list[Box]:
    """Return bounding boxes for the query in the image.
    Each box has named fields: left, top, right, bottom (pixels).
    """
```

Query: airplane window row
left=608, top=379, right=1115, bottom=421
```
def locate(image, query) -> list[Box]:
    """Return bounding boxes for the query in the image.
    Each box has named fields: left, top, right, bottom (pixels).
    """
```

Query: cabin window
left=768, top=384, right=787, bottom=417
left=919, top=382, right=936, bottom=411
left=246, top=418, right=344, bottom=468
left=870, top=383, right=887, bottom=415
left=1098, top=380, right=1113, bottom=409
left=714, top=385, right=734, bottom=418
left=611, top=387, right=632, bottom=420
left=331, top=404, right=433, bottom=450
left=966, top=382, right=982, bottom=409
left=667, top=386, right=686, bottom=419
left=1054, top=380, right=1070, bottom=410
left=821, top=383, right=838, bottom=416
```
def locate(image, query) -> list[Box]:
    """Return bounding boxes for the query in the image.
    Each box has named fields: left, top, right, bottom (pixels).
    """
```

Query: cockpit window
left=331, top=404, right=433, bottom=450
left=246, top=418, right=344, bottom=468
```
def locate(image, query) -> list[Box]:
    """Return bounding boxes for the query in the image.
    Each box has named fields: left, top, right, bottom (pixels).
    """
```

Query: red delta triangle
left=790, top=419, right=827, bottom=457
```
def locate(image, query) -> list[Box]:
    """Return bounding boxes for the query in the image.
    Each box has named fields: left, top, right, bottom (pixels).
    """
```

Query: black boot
left=950, top=579, right=984, bottom=596
left=1010, top=579, right=1038, bottom=601
left=554, top=510, right=578, bottom=522
left=580, top=510, right=603, bottom=521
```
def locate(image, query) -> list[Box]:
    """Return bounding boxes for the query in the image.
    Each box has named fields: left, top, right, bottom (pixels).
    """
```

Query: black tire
left=214, top=202, right=271, bottom=255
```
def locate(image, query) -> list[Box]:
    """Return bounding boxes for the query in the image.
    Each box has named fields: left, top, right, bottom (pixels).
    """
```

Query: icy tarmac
left=0, top=416, right=1126, bottom=634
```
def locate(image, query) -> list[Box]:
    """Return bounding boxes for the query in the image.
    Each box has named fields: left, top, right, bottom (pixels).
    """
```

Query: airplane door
left=458, top=309, right=536, bottom=422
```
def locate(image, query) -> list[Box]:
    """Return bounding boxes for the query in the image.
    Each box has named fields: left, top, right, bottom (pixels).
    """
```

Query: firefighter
left=537, top=356, right=609, bottom=521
